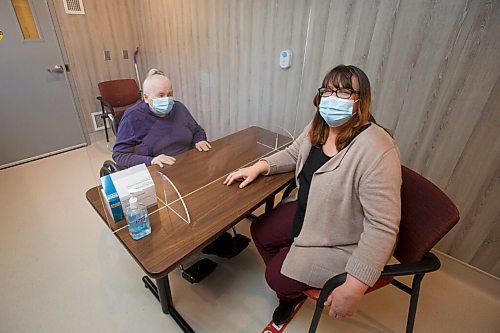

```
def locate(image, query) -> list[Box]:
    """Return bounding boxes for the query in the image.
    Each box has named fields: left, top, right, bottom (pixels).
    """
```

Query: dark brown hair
left=309, top=65, right=374, bottom=150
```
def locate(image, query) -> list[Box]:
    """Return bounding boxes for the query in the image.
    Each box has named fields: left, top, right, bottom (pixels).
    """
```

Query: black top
left=291, top=123, right=372, bottom=238
left=291, top=146, right=330, bottom=237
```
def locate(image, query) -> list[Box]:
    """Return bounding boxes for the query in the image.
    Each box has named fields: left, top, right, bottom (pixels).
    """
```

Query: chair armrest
left=100, top=160, right=123, bottom=177
left=96, top=96, right=115, bottom=115
left=317, top=273, right=347, bottom=305
left=380, top=252, right=441, bottom=277
left=317, top=252, right=440, bottom=305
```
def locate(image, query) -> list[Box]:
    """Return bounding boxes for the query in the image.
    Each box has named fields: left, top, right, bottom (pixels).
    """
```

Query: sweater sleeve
left=112, top=117, right=153, bottom=167
left=183, top=105, right=207, bottom=143
left=192, top=122, right=207, bottom=143
left=345, top=147, right=402, bottom=286
left=262, top=125, right=309, bottom=175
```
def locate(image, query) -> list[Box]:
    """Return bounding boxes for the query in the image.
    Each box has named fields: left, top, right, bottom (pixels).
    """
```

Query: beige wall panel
left=411, top=1, right=500, bottom=185
left=468, top=183, right=500, bottom=275
left=469, top=210, right=500, bottom=276
left=138, top=0, right=311, bottom=141
left=51, top=0, right=141, bottom=134
left=436, top=75, right=500, bottom=270
left=368, top=0, right=437, bottom=132
left=52, top=1, right=105, bottom=133
left=386, top=0, right=470, bottom=169
left=293, top=0, right=333, bottom=134
left=294, top=0, right=405, bottom=132
left=414, top=1, right=500, bottom=273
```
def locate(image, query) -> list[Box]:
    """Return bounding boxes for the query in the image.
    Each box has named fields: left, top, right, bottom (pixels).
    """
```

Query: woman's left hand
left=195, top=140, right=212, bottom=152
left=324, top=274, right=368, bottom=319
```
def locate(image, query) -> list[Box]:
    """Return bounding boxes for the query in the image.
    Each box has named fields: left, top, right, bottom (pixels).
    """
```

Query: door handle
left=47, top=64, right=65, bottom=73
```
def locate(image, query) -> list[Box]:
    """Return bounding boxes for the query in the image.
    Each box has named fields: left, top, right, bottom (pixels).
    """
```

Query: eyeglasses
left=318, top=87, right=360, bottom=99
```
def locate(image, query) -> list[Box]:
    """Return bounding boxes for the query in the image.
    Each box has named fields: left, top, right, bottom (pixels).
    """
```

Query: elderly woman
left=224, top=65, right=401, bottom=325
left=112, top=69, right=211, bottom=168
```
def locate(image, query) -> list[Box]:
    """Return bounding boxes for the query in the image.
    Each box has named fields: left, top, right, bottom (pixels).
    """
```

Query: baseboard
left=433, top=249, right=500, bottom=298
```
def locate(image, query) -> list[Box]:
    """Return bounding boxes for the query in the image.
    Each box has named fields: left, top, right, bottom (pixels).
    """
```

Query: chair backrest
left=394, top=166, right=460, bottom=264
left=98, top=79, right=140, bottom=107
left=100, top=160, right=123, bottom=177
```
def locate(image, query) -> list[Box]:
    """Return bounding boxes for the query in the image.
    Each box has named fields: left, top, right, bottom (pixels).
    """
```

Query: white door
left=0, top=0, right=87, bottom=169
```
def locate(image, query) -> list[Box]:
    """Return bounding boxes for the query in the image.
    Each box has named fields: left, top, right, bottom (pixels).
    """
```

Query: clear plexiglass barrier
left=256, top=125, right=296, bottom=153
left=156, top=171, right=191, bottom=224
left=96, top=126, right=295, bottom=236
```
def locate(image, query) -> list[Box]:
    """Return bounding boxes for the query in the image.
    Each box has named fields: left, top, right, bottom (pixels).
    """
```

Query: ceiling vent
left=63, top=0, right=85, bottom=15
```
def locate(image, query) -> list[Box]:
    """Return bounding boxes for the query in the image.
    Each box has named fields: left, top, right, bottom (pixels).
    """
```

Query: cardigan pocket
left=301, top=246, right=352, bottom=287
left=308, top=263, right=336, bottom=288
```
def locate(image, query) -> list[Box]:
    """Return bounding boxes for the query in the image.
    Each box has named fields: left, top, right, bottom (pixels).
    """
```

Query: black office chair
left=302, top=166, right=460, bottom=333
left=97, top=79, right=141, bottom=142
left=100, top=160, right=124, bottom=177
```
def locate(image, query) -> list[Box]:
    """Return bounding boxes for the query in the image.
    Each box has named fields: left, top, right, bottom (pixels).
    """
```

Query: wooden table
left=86, top=127, right=294, bottom=332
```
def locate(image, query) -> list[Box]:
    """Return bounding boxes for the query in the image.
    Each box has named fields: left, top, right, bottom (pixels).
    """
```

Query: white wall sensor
left=279, top=50, right=292, bottom=69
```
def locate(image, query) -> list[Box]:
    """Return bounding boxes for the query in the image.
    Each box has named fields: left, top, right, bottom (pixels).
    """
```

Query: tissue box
left=99, top=163, right=157, bottom=223
left=100, top=174, right=124, bottom=222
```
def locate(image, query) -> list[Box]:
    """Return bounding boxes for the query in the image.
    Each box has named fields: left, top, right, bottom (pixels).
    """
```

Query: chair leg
left=107, top=114, right=117, bottom=136
left=406, top=273, right=424, bottom=333
left=102, top=116, right=109, bottom=142
left=308, top=301, right=325, bottom=333
left=265, top=196, right=275, bottom=212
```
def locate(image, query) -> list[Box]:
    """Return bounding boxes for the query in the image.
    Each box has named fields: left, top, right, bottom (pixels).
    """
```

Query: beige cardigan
left=263, top=123, right=401, bottom=287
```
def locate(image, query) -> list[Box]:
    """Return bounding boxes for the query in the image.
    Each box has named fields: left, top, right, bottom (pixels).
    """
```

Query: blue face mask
left=151, top=97, right=174, bottom=117
left=318, top=96, right=356, bottom=127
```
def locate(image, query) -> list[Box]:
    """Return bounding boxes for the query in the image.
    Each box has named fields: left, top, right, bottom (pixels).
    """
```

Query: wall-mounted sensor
left=279, top=50, right=292, bottom=69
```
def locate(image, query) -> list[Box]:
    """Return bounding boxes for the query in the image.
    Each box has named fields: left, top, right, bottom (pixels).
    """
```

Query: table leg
left=142, top=275, right=195, bottom=333
left=265, top=195, right=275, bottom=212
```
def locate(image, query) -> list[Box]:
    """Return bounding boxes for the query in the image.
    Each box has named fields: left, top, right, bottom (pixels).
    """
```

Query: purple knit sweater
left=112, top=101, right=207, bottom=167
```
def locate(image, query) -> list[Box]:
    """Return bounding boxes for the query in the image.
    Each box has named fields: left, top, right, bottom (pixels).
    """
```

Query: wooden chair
left=96, top=79, right=141, bottom=142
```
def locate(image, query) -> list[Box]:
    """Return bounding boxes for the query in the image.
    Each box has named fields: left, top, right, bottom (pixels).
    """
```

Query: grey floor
left=1, top=131, right=499, bottom=333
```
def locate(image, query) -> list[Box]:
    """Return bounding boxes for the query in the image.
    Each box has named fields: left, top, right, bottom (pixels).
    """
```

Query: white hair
left=143, top=68, right=170, bottom=96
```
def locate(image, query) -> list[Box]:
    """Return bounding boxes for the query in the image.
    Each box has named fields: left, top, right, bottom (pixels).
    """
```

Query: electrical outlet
left=122, top=50, right=128, bottom=59
left=104, top=50, right=111, bottom=61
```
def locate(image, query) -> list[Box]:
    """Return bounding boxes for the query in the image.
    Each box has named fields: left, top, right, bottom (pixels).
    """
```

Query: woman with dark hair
left=224, top=65, right=402, bottom=324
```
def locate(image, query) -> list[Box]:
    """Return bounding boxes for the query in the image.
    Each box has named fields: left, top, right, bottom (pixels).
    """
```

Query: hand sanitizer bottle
left=124, top=189, right=151, bottom=240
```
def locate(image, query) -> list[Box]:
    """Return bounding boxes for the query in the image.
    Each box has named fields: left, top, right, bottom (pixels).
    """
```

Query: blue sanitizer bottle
left=125, top=189, right=151, bottom=240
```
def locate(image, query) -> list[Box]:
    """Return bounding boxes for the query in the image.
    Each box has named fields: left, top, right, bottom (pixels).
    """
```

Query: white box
left=100, top=164, right=157, bottom=222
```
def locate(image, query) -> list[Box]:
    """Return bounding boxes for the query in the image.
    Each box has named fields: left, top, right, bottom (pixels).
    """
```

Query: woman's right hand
left=223, top=160, right=269, bottom=188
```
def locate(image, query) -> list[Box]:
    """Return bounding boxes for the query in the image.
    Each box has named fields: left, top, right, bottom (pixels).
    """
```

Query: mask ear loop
left=351, top=99, right=361, bottom=119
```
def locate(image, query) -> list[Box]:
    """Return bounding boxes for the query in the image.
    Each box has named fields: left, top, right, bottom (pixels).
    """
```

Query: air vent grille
left=91, top=112, right=105, bottom=131
left=63, top=0, right=85, bottom=15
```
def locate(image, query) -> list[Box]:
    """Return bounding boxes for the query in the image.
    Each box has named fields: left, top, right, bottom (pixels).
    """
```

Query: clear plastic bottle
left=124, top=189, right=151, bottom=240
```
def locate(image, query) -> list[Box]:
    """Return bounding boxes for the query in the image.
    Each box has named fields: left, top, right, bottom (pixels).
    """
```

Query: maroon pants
left=250, top=201, right=311, bottom=301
